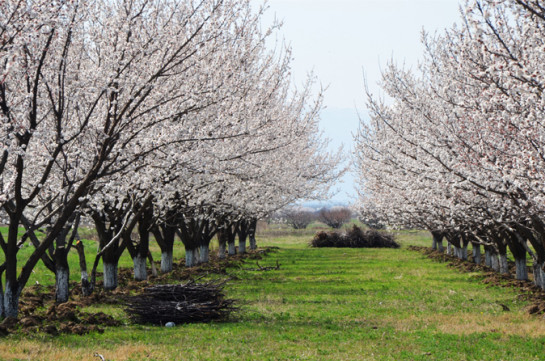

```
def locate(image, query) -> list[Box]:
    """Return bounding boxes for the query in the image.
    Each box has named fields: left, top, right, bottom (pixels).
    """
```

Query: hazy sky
left=261, top=0, right=462, bottom=204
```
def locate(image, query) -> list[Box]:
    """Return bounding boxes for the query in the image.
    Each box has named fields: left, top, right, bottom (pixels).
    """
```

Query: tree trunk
left=133, top=254, right=147, bottom=281
left=534, top=261, right=545, bottom=289
left=55, top=266, right=70, bottom=304
left=472, top=243, right=481, bottom=265
left=185, top=248, right=197, bottom=267
left=218, top=242, right=226, bottom=259
left=55, top=247, right=70, bottom=304
left=228, top=241, right=236, bottom=256
left=499, top=253, right=509, bottom=275
left=103, top=262, right=118, bottom=291
left=491, top=253, right=500, bottom=272
left=239, top=239, right=246, bottom=255
left=485, top=248, right=492, bottom=267
left=75, top=240, right=92, bottom=296
left=161, top=251, right=173, bottom=273
left=461, top=245, right=468, bottom=261
left=446, top=243, right=452, bottom=256
left=199, top=244, right=210, bottom=264
left=249, top=219, right=258, bottom=250
left=3, top=281, right=20, bottom=318
left=515, top=257, right=528, bottom=281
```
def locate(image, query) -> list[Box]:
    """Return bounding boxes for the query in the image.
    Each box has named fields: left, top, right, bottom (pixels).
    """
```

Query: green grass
left=1, top=226, right=545, bottom=360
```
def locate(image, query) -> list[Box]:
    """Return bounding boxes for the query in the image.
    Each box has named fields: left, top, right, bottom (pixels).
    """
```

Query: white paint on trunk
left=199, top=245, right=210, bottom=264
left=249, top=235, right=257, bottom=250
left=491, top=254, right=500, bottom=272
left=432, top=238, right=437, bottom=250
left=515, top=257, right=528, bottom=280
left=472, top=246, right=481, bottom=265
left=534, top=262, right=545, bottom=289
left=437, top=241, right=444, bottom=253
left=485, top=249, right=492, bottom=267
left=55, top=266, right=70, bottom=303
left=239, top=240, right=246, bottom=254
left=453, top=247, right=463, bottom=259
left=499, top=254, right=509, bottom=274
left=446, top=243, right=452, bottom=256
left=228, top=242, right=236, bottom=256
left=161, top=251, right=173, bottom=273
left=185, top=249, right=196, bottom=267
left=80, top=269, right=92, bottom=297
left=133, top=255, right=147, bottom=281
left=461, top=246, right=468, bottom=261
left=103, top=262, right=118, bottom=291
left=4, top=281, right=19, bottom=318
left=218, top=242, right=226, bottom=259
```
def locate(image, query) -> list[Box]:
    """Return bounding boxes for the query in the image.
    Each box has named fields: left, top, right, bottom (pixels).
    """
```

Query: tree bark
left=54, top=246, right=70, bottom=304
left=228, top=241, right=236, bottom=256
left=239, top=239, right=247, bottom=254
left=472, top=243, right=481, bottom=264
left=199, top=244, right=210, bottom=264
left=485, top=247, right=492, bottom=267
left=185, top=248, right=197, bottom=267
left=75, top=240, right=92, bottom=296
left=133, top=254, right=147, bottom=281
left=161, top=251, right=173, bottom=273
left=490, top=253, right=500, bottom=272
left=249, top=218, right=258, bottom=250
left=515, top=256, right=528, bottom=281
left=499, top=253, right=509, bottom=275
left=4, top=280, right=20, bottom=318
left=103, top=262, right=118, bottom=291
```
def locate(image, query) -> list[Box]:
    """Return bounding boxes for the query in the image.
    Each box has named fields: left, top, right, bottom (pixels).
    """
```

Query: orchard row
left=0, top=0, right=341, bottom=317
left=356, top=1, right=545, bottom=286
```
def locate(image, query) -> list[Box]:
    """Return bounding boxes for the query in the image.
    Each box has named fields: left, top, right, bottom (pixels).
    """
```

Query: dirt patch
left=409, top=246, right=545, bottom=315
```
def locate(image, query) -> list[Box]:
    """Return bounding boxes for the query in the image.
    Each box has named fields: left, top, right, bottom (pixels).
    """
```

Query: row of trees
left=279, top=206, right=353, bottom=229
left=0, top=0, right=342, bottom=317
left=356, top=0, right=545, bottom=286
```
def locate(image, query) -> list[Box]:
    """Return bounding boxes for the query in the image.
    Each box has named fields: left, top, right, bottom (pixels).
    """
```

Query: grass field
left=1, top=226, right=545, bottom=360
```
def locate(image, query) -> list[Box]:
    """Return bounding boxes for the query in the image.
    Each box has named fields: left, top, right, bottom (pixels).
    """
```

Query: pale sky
left=261, top=0, right=462, bottom=204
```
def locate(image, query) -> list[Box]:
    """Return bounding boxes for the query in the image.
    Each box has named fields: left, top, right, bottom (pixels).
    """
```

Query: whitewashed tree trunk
left=4, top=281, right=20, bottom=318
left=218, top=242, right=226, bottom=259
left=55, top=266, right=70, bottom=303
left=228, top=241, right=236, bottom=256
left=534, top=262, right=545, bottom=289
left=103, top=262, right=118, bottom=291
left=485, top=249, right=492, bottom=267
left=133, top=255, right=147, bottom=281
left=499, top=254, right=509, bottom=275
left=461, top=246, right=468, bottom=261
left=199, top=244, right=210, bottom=264
left=161, top=251, right=173, bottom=273
left=239, top=239, right=246, bottom=254
left=491, top=254, right=500, bottom=272
left=185, top=249, right=197, bottom=267
left=472, top=245, right=481, bottom=265
left=437, top=240, right=444, bottom=253
left=515, top=257, right=528, bottom=280
left=446, top=243, right=453, bottom=255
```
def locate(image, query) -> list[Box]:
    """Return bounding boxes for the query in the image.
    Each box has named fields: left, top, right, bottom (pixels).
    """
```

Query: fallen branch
left=244, top=260, right=280, bottom=271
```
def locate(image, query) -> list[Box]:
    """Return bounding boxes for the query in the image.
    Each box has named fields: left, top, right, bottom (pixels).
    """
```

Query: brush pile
left=125, top=280, right=236, bottom=325
left=310, top=225, right=399, bottom=249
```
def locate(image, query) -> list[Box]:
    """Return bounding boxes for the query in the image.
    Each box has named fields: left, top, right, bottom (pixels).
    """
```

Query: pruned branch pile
left=125, top=280, right=236, bottom=325
left=310, top=225, right=400, bottom=249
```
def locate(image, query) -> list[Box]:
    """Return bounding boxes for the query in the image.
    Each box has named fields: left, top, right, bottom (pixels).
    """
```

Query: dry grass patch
left=383, top=312, right=545, bottom=337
